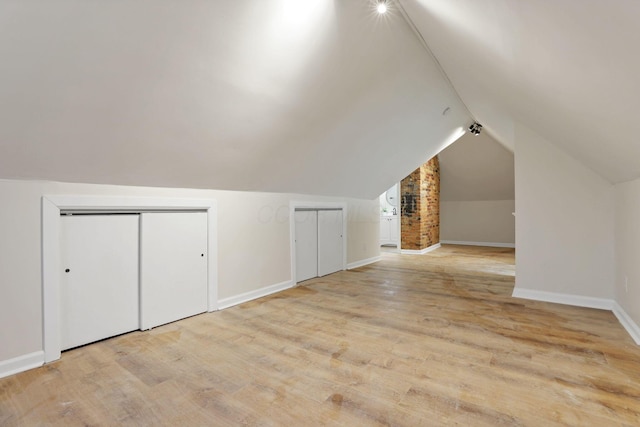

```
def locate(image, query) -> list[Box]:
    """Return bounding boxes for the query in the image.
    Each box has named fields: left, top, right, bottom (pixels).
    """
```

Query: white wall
left=0, top=179, right=379, bottom=367
left=438, top=131, right=514, bottom=245
left=514, top=124, right=615, bottom=299
left=614, top=178, right=640, bottom=328
left=0, top=180, right=44, bottom=364
left=441, top=200, right=515, bottom=245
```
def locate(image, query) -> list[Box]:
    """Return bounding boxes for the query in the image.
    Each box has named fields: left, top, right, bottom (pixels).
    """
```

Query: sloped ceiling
left=399, top=0, right=640, bottom=184
left=439, top=132, right=514, bottom=201
left=0, top=0, right=470, bottom=199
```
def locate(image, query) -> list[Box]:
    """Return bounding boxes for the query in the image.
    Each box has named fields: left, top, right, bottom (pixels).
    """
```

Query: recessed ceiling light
left=377, top=1, right=388, bottom=14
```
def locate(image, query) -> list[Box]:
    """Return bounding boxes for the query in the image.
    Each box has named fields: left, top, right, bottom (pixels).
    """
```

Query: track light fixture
left=377, top=0, right=388, bottom=14
left=469, top=122, right=483, bottom=136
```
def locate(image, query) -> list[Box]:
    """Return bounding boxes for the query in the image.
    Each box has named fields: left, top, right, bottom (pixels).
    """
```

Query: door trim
left=290, top=201, right=347, bottom=284
left=42, top=195, right=218, bottom=363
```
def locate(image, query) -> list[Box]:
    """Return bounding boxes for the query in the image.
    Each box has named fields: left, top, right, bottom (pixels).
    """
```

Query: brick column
left=400, top=156, right=439, bottom=250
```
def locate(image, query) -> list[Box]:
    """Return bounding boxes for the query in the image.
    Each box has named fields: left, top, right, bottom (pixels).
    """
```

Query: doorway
left=379, top=183, right=400, bottom=253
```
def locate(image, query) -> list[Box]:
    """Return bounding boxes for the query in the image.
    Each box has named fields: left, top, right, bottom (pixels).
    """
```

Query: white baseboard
left=612, top=302, right=640, bottom=345
left=400, top=243, right=441, bottom=255
left=347, top=256, right=381, bottom=270
left=0, top=351, right=44, bottom=379
left=218, top=280, right=294, bottom=310
left=511, top=288, right=614, bottom=310
left=513, top=289, right=640, bottom=345
left=440, top=240, right=516, bottom=248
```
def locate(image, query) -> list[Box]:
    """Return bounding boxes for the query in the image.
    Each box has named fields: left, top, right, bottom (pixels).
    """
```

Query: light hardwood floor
left=1, top=245, right=639, bottom=426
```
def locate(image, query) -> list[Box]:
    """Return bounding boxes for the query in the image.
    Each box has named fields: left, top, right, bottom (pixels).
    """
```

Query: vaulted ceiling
left=400, top=0, right=640, bottom=184
left=0, top=1, right=636, bottom=199
left=439, top=132, right=514, bottom=202
left=0, top=0, right=469, bottom=199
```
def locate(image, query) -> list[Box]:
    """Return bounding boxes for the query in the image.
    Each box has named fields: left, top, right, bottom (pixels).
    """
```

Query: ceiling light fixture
left=469, top=122, right=483, bottom=136
left=377, top=0, right=388, bottom=14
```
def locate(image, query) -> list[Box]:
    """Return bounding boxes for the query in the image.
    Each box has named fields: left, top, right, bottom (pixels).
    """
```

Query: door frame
left=289, top=201, right=347, bottom=284
left=42, top=195, right=218, bottom=363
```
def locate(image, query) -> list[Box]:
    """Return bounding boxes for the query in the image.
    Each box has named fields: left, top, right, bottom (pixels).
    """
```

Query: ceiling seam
left=395, top=0, right=477, bottom=124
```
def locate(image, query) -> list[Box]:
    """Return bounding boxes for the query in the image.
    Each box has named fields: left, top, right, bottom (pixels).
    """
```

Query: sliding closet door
left=140, top=212, right=208, bottom=329
left=295, top=210, right=318, bottom=282
left=60, top=215, right=139, bottom=350
left=317, top=209, right=343, bottom=277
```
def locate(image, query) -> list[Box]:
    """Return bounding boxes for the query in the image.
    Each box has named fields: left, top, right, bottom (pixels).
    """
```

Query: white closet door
left=60, top=215, right=139, bottom=350
left=318, top=209, right=343, bottom=277
left=140, top=212, right=208, bottom=329
left=295, top=210, right=318, bottom=282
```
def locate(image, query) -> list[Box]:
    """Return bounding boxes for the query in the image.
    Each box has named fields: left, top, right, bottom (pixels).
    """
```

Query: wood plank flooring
left=2, top=245, right=640, bottom=426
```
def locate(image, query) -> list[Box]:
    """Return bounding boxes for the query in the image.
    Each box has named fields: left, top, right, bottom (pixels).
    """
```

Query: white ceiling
left=400, top=0, right=640, bottom=184
left=0, top=0, right=470, bottom=199
left=3, top=1, right=632, bottom=199
left=439, top=132, right=514, bottom=202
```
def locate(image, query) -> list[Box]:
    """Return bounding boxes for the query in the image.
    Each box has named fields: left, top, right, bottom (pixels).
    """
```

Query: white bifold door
left=60, top=211, right=209, bottom=351
left=317, top=209, right=343, bottom=276
left=60, top=215, right=140, bottom=350
left=295, top=208, right=343, bottom=283
left=140, top=212, right=208, bottom=330
left=295, top=210, right=318, bottom=282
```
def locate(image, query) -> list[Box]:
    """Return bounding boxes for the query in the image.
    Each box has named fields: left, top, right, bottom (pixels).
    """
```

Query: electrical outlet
left=625, top=276, right=629, bottom=293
